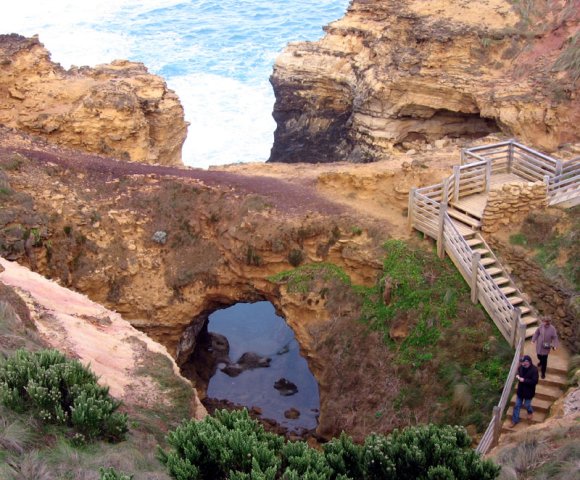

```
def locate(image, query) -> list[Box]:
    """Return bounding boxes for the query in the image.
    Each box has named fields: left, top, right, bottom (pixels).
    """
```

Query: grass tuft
left=553, top=32, right=580, bottom=83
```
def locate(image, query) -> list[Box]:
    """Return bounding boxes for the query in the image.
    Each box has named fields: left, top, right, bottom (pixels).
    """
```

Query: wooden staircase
left=502, top=363, right=568, bottom=433
left=447, top=183, right=569, bottom=443
left=409, top=140, right=577, bottom=454
left=448, top=201, right=540, bottom=340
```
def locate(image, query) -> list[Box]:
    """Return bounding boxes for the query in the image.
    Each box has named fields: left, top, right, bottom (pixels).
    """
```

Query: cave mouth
left=394, top=109, right=501, bottom=149
left=184, top=301, right=320, bottom=434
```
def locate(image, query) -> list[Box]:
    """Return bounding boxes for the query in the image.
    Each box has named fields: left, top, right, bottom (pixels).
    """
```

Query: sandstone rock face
left=0, top=34, right=187, bottom=166
left=269, top=0, right=580, bottom=163
left=0, top=256, right=206, bottom=420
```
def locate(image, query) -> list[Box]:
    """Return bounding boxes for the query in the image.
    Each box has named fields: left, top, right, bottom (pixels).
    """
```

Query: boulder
left=274, top=378, right=298, bottom=396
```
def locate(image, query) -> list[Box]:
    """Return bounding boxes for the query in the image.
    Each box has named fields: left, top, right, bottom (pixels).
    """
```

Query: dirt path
left=1, top=133, right=348, bottom=217
left=0, top=126, right=461, bottom=236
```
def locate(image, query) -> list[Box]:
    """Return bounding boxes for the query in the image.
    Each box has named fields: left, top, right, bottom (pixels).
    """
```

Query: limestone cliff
left=269, top=0, right=580, bottom=163
left=0, top=256, right=206, bottom=421
left=0, top=34, right=187, bottom=166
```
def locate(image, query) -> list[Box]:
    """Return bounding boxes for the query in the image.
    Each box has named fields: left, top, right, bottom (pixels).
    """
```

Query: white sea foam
left=1, top=0, right=349, bottom=168
left=0, top=0, right=182, bottom=67
left=170, top=74, right=274, bottom=168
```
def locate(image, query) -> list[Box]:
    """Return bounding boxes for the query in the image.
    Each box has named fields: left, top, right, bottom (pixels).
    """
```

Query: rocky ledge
left=269, top=0, right=579, bottom=163
left=0, top=34, right=187, bottom=166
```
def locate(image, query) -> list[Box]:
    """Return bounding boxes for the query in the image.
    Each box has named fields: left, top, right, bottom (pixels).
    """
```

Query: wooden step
left=501, top=286, right=517, bottom=296
left=540, top=371, right=568, bottom=388
left=452, top=220, right=477, bottom=237
left=473, top=248, right=491, bottom=256
left=502, top=420, right=535, bottom=434
left=480, top=257, right=496, bottom=266
left=503, top=407, right=546, bottom=429
left=525, top=326, right=536, bottom=338
left=493, top=276, right=510, bottom=286
left=448, top=208, right=482, bottom=228
left=519, top=306, right=531, bottom=315
left=467, top=238, right=483, bottom=247
left=544, top=364, right=569, bottom=377
left=509, top=396, right=552, bottom=413
left=521, top=315, right=538, bottom=326
left=485, top=267, right=502, bottom=276
left=450, top=201, right=484, bottom=219
left=535, top=383, right=564, bottom=402
left=510, top=296, right=524, bottom=306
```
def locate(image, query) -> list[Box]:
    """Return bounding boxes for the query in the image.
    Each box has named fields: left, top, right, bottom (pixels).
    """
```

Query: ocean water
left=207, top=301, right=320, bottom=432
left=1, top=0, right=350, bottom=168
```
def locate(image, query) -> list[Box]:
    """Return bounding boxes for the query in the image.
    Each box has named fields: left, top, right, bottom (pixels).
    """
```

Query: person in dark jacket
left=510, top=355, right=539, bottom=427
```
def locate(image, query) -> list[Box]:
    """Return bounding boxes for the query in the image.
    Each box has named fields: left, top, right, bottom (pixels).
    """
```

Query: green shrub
left=323, top=432, right=365, bottom=479
left=269, top=263, right=351, bottom=294
left=280, top=441, right=331, bottom=479
left=99, top=467, right=134, bottom=480
left=159, top=410, right=500, bottom=480
left=287, top=249, right=304, bottom=267
left=159, top=409, right=283, bottom=480
left=0, top=349, right=127, bottom=442
left=361, top=424, right=499, bottom=480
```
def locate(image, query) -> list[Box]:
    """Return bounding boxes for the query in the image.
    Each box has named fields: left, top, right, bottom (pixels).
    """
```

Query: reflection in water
left=206, top=301, right=319, bottom=432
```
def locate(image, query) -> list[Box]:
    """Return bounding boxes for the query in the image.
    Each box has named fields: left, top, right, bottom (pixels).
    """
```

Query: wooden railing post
left=443, top=177, right=450, bottom=204
left=508, top=141, right=514, bottom=173
left=543, top=174, right=551, bottom=199
left=460, top=149, right=466, bottom=165
left=408, top=188, right=416, bottom=230
left=511, top=307, right=521, bottom=347
left=518, top=320, right=526, bottom=347
left=555, top=160, right=563, bottom=177
left=437, top=202, right=447, bottom=259
left=492, top=406, right=501, bottom=447
left=453, top=166, right=460, bottom=202
left=471, top=251, right=481, bottom=304
left=485, top=159, right=492, bottom=193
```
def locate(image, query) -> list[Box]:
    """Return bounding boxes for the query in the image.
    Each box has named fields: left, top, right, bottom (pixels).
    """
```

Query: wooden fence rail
left=545, top=157, right=580, bottom=205
left=475, top=322, right=526, bottom=454
left=462, top=140, right=577, bottom=205
left=408, top=140, right=579, bottom=455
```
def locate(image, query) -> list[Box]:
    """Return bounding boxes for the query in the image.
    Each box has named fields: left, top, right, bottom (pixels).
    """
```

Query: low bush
left=159, top=409, right=284, bottom=480
left=99, top=467, right=134, bottom=480
left=159, top=409, right=500, bottom=480
left=0, top=349, right=127, bottom=443
left=287, top=248, right=304, bottom=267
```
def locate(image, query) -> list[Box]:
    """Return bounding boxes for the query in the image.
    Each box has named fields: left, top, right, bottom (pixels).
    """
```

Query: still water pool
left=206, top=301, right=319, bottom=432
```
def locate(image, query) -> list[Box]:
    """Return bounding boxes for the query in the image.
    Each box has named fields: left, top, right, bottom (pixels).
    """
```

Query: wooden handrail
left=407, top=139, right=578, bottom=455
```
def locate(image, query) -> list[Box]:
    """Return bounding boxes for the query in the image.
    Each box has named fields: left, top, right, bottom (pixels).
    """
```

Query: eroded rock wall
left=269, top=0, right=580, bottom=163
left=0, top=144, right=389, bottom=439
left=482, top=181, right=548, bottom=233
left=0, top=34, right=187, bottom=166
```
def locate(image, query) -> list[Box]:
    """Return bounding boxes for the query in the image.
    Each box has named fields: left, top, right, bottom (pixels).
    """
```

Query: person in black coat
left=510, top=355, right=539, bottom=427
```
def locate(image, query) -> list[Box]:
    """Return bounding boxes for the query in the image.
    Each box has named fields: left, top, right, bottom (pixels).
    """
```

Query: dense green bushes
left=0, top=349, right=127, bottom=442
left=99, top=467, right=134, bottom=479
left=159, top=409, right=500, bottom=480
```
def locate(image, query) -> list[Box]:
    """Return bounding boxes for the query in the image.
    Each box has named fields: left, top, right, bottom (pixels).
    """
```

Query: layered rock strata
left=0, top=34, right=187, bottom=166
left=269, top=0, right=580, bottom=163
